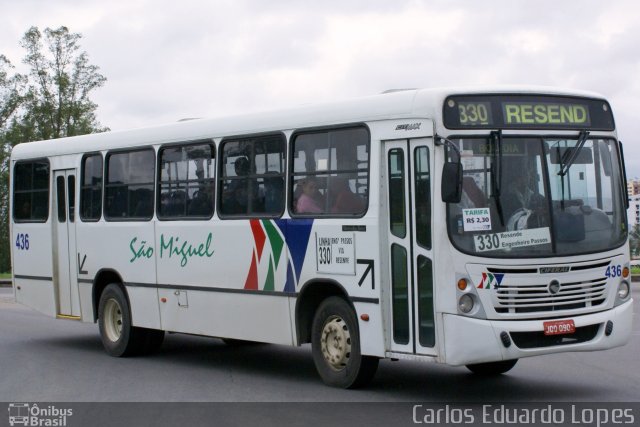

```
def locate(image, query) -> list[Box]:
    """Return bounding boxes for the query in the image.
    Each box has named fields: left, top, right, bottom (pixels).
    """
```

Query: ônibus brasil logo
left=8, top=403, right=73, bottom=426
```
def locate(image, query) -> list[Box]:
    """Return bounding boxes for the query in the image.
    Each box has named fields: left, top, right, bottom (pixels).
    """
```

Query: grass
left=0, top=272, right=11, bottom=280
left=631, top=265, right=640, bottom=275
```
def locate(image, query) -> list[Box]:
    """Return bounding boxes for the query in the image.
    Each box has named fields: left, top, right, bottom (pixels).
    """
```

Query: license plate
left=543, top=319, right=576, bottom=336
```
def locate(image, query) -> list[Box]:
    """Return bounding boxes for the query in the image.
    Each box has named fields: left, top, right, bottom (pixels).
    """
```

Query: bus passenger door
left=384, top=139, right=436, bottom=355
left=53, top=169, right=80, bottom=318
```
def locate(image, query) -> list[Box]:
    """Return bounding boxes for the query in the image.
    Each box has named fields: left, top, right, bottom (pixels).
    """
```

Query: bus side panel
left=126, top=286, right=161, bottom=329
left=353, top=301, right=385, bottom=357
left=12, top=222, right=57, bottom=318
left=155, top=220, right=294, bottom=344
left=78, top=281, right=94, bottom=323
left=76, top=221, right=160, bottom=327
left=158, top=290, right=294, bottom=344
left=295, top=218, right=386, bottom=358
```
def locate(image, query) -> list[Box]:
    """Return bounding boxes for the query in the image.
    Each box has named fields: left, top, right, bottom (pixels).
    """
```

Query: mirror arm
left=436, top=135, right=461, bottom=159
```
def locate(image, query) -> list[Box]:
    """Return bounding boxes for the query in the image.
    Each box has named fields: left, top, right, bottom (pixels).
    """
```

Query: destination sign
left=502, top=102, right=590, bottom=126
left=443, top=95, right=614, bottom=130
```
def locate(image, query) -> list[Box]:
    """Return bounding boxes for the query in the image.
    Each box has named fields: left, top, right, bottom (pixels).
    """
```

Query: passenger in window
left=329, top=177, right=365, bottom=214
left=296, top=178, right=323, bottom=214
left=188, top=188, right=212, bottom=216
left=233, top=156, right=250, bottom=178
left=502, top=172, right=547, bottom=230
left=264, top=175, right=283, bottom=213
left=133, top=189, right=153, bottom=218
left=20, top=201, right=31, bottom=220
left=223, top=157, right=251, bottom=214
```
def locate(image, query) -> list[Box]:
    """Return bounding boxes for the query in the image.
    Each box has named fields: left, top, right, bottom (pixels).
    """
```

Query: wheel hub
left=104, top=298, right=123, bottom=342
left=320, top=316, right=352, bottom=371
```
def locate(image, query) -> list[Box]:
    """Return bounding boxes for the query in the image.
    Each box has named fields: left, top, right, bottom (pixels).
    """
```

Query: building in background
left=628, top=194, right=640, bottom=228
left=628, top=178, right=640, bottom=197
left=629, top=194, right=640, bottom=260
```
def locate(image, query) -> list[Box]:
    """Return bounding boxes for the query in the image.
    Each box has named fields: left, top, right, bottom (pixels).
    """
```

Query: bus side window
left=290, top=126, right=369, bottom=217
left=80, top=154, right=103, bottom=221
left=13, top=160, right=50, bottom=223
left=158, top=143, right=215, bottom=220
left=414, top=146, right=431, bottom=249
left=105, top=149, right=155, bottom=221
left=219, top=134, right=285, bottom=218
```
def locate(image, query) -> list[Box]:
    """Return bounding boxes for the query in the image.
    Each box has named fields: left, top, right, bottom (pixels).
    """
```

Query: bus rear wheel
left=98, top=283, right=164, bottom=356
left=466, top=359, right=518, bottom=375
left=311, top=296, right=378, bottom=388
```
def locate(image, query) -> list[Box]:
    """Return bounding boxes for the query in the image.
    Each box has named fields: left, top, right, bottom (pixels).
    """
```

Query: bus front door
left=385, top=139, right=436, bottom=356
left=53, top=169, right=80, bottom=318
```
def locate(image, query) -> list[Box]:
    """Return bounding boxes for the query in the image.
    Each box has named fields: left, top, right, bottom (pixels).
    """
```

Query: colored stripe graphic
left=263, top=256, right=275, bottom=291
left=478, top=272, right=487, bottom=289
left=243, top=219, right=313, bottom=293
left=486, top=273, right=494, bottom=289
left=276, top=219, right=313, bottom=292
left=262, top=219, right=284, bottom=266
left=250, top=219, right=266, bottom=262
left=244, top=249, right=258, bottom=290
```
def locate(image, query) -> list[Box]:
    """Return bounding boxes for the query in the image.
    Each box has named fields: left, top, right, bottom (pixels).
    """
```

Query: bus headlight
left=617, top=281, right=630, bottom=300
left=458, top=294, right=475, bottom=313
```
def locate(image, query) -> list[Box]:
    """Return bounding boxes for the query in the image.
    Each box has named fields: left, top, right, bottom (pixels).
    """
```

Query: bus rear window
left=13, top=160, right=50, bottom=222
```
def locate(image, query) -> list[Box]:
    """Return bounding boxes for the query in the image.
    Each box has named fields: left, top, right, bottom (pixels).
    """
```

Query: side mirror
left=442, top=162, right=462, bottom=203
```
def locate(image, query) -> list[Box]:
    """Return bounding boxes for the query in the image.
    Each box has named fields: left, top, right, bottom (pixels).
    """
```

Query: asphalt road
left=1, top=286, right=639, bottom=403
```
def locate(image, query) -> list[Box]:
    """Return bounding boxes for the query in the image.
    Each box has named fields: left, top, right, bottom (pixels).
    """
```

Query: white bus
left=10, top=87, right=633, bottom=388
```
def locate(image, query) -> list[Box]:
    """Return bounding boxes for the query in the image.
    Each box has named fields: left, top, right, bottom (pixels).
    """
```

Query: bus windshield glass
left=447, top=136, right=627, bottom=257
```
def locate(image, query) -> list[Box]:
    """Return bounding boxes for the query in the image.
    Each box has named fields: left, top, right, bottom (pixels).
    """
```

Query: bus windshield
left=447, top=136, right=627, bottom=257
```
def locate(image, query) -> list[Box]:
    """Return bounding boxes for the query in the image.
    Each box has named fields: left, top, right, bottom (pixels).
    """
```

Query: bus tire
left=98, top=283, right=145, bottom=357
left=311, top=296, right=379, bottom=388
left=466, top=359, right=518, bottom=375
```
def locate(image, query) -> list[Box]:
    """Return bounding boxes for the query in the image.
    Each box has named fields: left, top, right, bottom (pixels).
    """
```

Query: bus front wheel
left=466, top=359, right=518, bottom=375
left=98, top=283, right=164, bottom=357
left=311, top=296, right=378, bottom=388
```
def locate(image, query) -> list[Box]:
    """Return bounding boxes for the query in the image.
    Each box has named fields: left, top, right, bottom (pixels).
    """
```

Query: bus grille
left=494, top=277, right=607, bottom=314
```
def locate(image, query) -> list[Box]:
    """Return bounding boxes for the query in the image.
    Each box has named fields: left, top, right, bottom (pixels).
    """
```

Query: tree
left=0, top=55, right=24, bottom=129
left=0, top=55, right=24, bottom=273
left=18, top=26, right=108, bottom=140
left=0, top=26, right=107, bottom=273
left=630, top=224, right=640, bottom=259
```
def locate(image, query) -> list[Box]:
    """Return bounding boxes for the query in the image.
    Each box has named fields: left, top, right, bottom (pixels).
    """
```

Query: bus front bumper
left=442, top=299, right=633, bottom=366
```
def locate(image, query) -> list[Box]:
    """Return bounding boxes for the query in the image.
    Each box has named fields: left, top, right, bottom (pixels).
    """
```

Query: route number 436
left=15, top=233, right=30, bottom=251
left=605, top=265, right=622, bottom=278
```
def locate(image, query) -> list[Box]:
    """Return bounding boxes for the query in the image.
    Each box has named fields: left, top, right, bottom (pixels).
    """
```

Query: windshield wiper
left=558, top=130, right=590, bottom=176
left=490, top=130, right=505, bottom=226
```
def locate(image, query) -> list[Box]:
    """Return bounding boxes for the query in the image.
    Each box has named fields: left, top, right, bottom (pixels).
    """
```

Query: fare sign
left=463, top=208, right=492, bottom=232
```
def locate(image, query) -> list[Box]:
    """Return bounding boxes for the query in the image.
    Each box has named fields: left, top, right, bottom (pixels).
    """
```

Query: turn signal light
left=622, top=266, right=629, bottom=278
left=160, top=297, right=167, bottom=303
left=457, top=279, right=468, bottom=291
left=360, top=314, right=370, bottom=322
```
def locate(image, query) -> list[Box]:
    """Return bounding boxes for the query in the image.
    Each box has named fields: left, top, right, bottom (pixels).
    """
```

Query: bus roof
left=10, top=85, right=608, bottom=161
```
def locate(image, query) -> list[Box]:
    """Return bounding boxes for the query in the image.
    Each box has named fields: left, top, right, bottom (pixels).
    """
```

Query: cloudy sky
left=2, top=0, right=640, bottom=176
